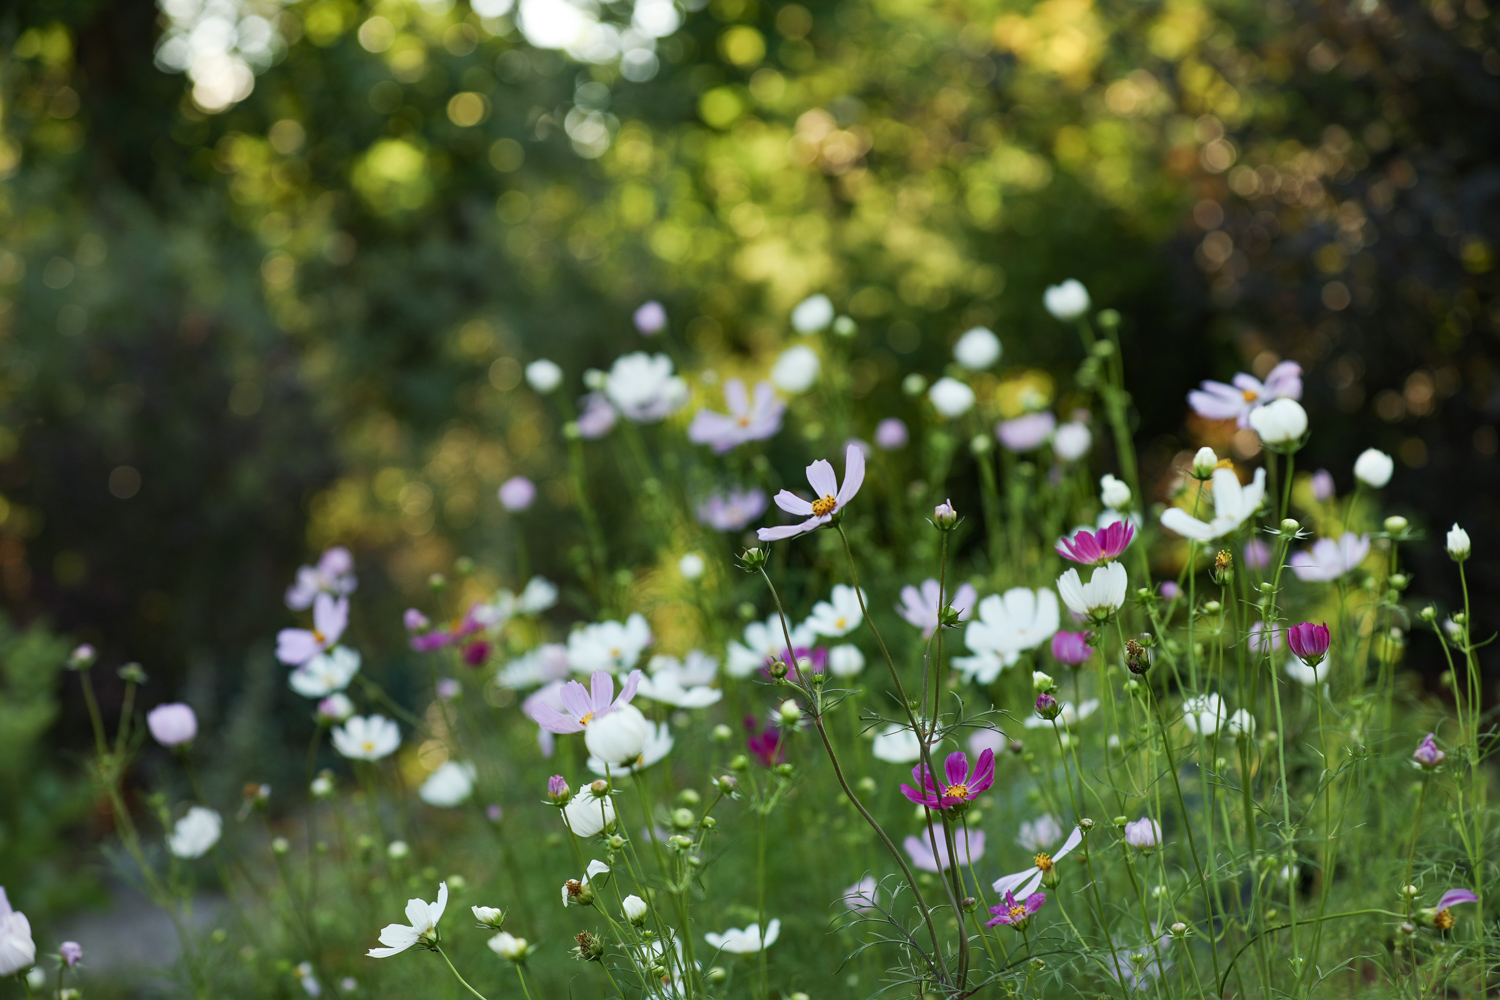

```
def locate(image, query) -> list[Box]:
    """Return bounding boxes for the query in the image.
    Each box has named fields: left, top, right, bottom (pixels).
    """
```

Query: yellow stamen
left=313, top=630, right=326, bottom=643
left=1034, top=852, right=1054, bottom=872
left=1435, top=908, right=1455, bottom=931
left=737, top=415, right=751, bottom=427
left=578, top=712, right=595, bottom=727
left=1009, top=905, right=1026, bottom=920
left=1242, top=388, right=1258, bottom=402
left=811, top=494, right=837, bottom=517
left=944, top=783, right=970, bottom=800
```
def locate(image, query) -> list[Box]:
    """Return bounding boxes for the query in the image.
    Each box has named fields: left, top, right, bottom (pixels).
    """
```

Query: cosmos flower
left=1419, top=889, right=1479, bottom=930
left=953, top=326, right=1001, bottom=369
left=1412, top=733, right=1445, bottom=770
left=745, top=716, right=786, bottom=767
left=1248, top=398, right=1308, bottom=446
left=757, top=443, right=865, bottom=542
left=687, top=379, right=786, bottom=453
left=705, top=920, right=780, bottom=954
left=726, top=614, right=814, bottom=678
left=604, top=352, right=688, bottom=422
left=1056, top=521, right=1135, bottom=565
left=0, top=888, right=36, bottom=976
left=524, top=358, right=563, bottom=393
left=1124, top=817, right=1161, bottom=852
left=562, top=786, right=617, bottom=837
left=828, top=644, right=865, bottom=677
left=904, top=828, right=986, bottom=873
left=566, top=614, right=653, bottom=674
left=985, top=891, right=1046, bottom=929
left=964, top=589, right=1061, bottom=660
left=168, top=806, right=223, bottom=859
left=285, top=547, right=357, bottom=611
left=332, top=715, right=401, bottom=762
left=587, top=720, right=673, bottom=774
left=871, top=724, right=923, bottom=763
left=900, top=749, right=995, bottom=810
left=636, top=651, right=721, bottom=708
left=771, top=345, right=820, bottom=393
left=1051, top=631, right=1092, bottom=666
left=1016, top=814, right=1064, bottom=852
left=1160, top=468, right=1266, bottom=542
left=1043, top=280, right=1090, bottom=320
left=576, top=392, right=619, bottom=439
left=276, top=594, right=349, bottom=667
left=806, top=584, right=866, bottom=638
left=1353, top=448, right=1394, bottom=488
left=1182, top=693, right=1227, bottom=735
left=496, top=644, right=570, bottom=691
left=289, top=646, right=361, bottom=698
left=1053, top=421, right=1092, bottom=461
left=996, top=412, right=1056, bottom=453
left=697, top=487, right=769, bottom=531
left=634, top=300, right=667, bottom=335
left=1056, top=563, right=1128, bottom=622
left=147, top=703, right=198, bottom=746
left=1290, top=533, right=1370, bottom=582
left=791, top=293, right=834, bottom=333
left=1187, top=361, right=1302, bottom=428
left=895, top=578, right=977, bottom=637
left=842, top=877, right=880, bottom=915
left=368, top=883, right=447, bottom=958
left=874, top=418, right=909, bottom=449
left=498, top=476, right=537, bottom=511
left=928, top=377, right=976, bottom=418
left=1286, top=622, right=1330, bottom=666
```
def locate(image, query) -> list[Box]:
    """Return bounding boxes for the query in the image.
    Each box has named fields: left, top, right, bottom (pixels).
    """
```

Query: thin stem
left=437, top=946, right=491, bottom=1000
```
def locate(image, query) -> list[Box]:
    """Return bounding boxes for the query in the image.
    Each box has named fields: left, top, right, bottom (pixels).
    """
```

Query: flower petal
left=836, top=442, right=865, bottom=506
left=806, top=458, right=838, bottom=498
left=758, top=520, right=818, bottom=542
left=772, top=490, right=815, bottom=516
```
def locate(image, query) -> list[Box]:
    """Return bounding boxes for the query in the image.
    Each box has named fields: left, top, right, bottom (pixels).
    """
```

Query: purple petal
left=944, top=751, right=970, bottom=787
left=806, top=458, right=838, bottom=498
left=836, top=442, right=865, bottom=506
left=757, top=520, right=817, bottom=542
left=1438, top=888, right=1479, bottom=910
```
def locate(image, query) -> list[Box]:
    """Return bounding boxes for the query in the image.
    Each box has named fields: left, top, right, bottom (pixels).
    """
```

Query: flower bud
left=739, top=547, right=768, bottom=571
left=590, top=779, right=610, bottom=795
left=933, top=499, right=958, bottom=529
left=548, top=775, right=572, bottom=805
left=769, top=658, right=789, bottom=680
left=1203, top=600, right=1222, bottom=614
left=573, top=931, right=604, bottom=962
left=729, top=754, right=749, bottom=771
left=960, top=896, right=978, bottom=912
left=1280, top=518, right=1300, bottom=534
left=706, top=967, right=728, bottom=985
left=622, top=894, right=649, bottom=925
left=1384, top=515, right=1409, bottom=533
left=488, top=932, right=535, bottom=963
left=1170, top=922, right=1188, bottom=938
left=473, top=905, right=505, bottom=928
left=271, top=836, right=290, bottom=855
left=1032, top=671, right=1056, bottom=694
left=1035, top=692, right=1061, bottom=720
left=778, top=699, right=802, bottom=727
left=774, top=762, right=794, bottom=777
left=672, top=808, right=696, bottom=830
left=712, top=724, right=733, bottom=742
left=1191, top=447, right=1217, bottom=479
left=1447, top=524, right=1471, bottom=561
left=67, top=644, right=97, bottom=670
left=118, top=662, right=148, bottom=684
left=310, top=772, right=334, bottom=798
left=715, top=774, right=738, bottom=795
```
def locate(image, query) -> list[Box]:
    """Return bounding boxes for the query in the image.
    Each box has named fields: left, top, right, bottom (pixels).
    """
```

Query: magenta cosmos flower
left=1286, top=622, right=1330, bottom=666
left=527, top=670, right=642, bottom=734
left=1051, top=630, right=1093, bottom=666
left=900, top=749, right=995, bottom=810
left=757, top=442, right=865, bottom=542
left=985, top=890, right=1046, bottom=929
left=687, top=380, right=786, bottom=454
left=1056, top=522, right=1134, bottom=566
left=1413, top=732, right=1445, bottom=770
left=276, top=593, right=349, bottom=666
left=1188, top=360, right=1302, bottom=428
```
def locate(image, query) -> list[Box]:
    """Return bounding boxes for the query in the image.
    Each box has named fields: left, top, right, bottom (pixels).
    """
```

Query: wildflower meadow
left=5, top=286, right=1496, bottom=1000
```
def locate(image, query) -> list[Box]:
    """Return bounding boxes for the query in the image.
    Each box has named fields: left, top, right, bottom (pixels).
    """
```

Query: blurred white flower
left=928, top=377, right=975, bottom=418
left=705, top=919, right=780, bottom=954
left=1227, top=709, right=1256, bottom=739
left=806, top=584, right=866, bottom=638
left=678, top=552, right=706, bottom=581
left=525, top=359, right=563, bottom=394
left=828, top=644, right=865, bottom=677
left=953, top=327, right=1001, bottom=370
left=496, top=643, right=570, bottom=691
left=636, top=653, right=720, bottom=708
left=605, top=352, right=687, bottom=422
left=1017, top=814, right=1064, bottom=852
left=727, top=615, right=813, bottom=677
left=1044, top=279, right=1090, bottom=320
left=1248, top=398, right=1307, bottom=445
left=1182, top=693, right=1226, bottom=735
left=871, top=724, right=922, bottom=763
left=332, top=715, right=401, bottom=762
left=567, top=613, right=653, bottom=674
left=965, top=588, right=1061, bottom=657
left=1099, top=473, right=1131, bottom=510
left=168, top=806, right=223, bottom=859
left=791, top=294, right=834, bottom=334
left=1353, top=448, right=1393, bottom=488
left=0, top=888, right=37, bottom=976
left=289, top=646, right=361, bottom=699
left=1022, top=699, right=1098, bottom=729
left=419, top=761, right=476, bottom=808
left=771, top=345, right=821, bottom=393
left=1284, top=656, right=1329, bottom=687
left=1053, top=421, right=1092, bottom=461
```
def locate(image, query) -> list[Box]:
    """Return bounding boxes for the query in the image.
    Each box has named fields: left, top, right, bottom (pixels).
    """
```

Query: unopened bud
left=712, top=724, right=733, bottom=742
left=1384, top=515, right=1409, bottom=533
left=1170, top=922, right=1187, bottom=938
left=1035, top=692, right=1061, bottom=720
left=778, top=699, right=802, bottom=726
left=739, top=547, right=767, bottom=571
left=769, top=658, right=789, bottom=680
left=1280, top=518, right=1300, bottom=534
left=118, top=662, right=148, bottom=684
left=1032, top=671, right=1056, bottom=694
left=672, top=808, right=695, bottom=830
left=933, top=499, right=958, bottom=529
left=271, top=837, right=290, bottom=855
left=715, top=774, right=738, bottom=795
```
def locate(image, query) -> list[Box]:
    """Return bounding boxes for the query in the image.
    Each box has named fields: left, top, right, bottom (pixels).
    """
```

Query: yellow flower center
left=737, top=414, right=752, bottom=427
left=1034, top=852, right=1054, bottom=872
left=361, top=740, right=375, bottom=753
left=811, top=494, right=838, bottom=516
left=1009, top=904, right=1026, bottom=920
left=944, top=783, right=970, bottom=800
left=313, top=630, right=326, bottom=643
left=578, top=712, right=595, bottom=727
left=1435, top=908, right=1454, bottom=931
left=1242, top=388, right=1258, bottom=402
left=835, top=616, right=847, bottom=630
left=610, top=647, right=621, bottom=658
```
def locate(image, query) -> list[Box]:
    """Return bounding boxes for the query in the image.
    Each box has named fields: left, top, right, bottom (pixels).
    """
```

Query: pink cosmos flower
left=900, top=749, right=995, bottom=810
left=576, top=392, right=618, bottom=439
left=688, top=380, right=786, bottom=453
left=1413, top=732, right=1444, bottom=770
left=1422, top=888, right=1479, bottom=929
left=527, top=670, right=643, bottom=735
left=895, top=579, right=977, bottom=637
left=498, top=476, right=536, bottom=511
left=147, top=703, right=198, bottom=746
left=1243, top=538, right=1271, bottom=571
left=523, top=681, right=567, bottom=757
left=1311, top=469, right=1335, bottom=502
left=407, top=602, right=484, bottom=654
left=874, top=418, right=909, bottom=450
left=634, top=300, right=667, bottom=335
left=1056, top=522, right=1135, bottom=566
left=1159, top=581, right=1180, bottom=600
left=1286, top=622, right=1330, bottom=665
left=1248, top=621, right=1280, bottom=654
left=1051, top=631, right=1093, bottom=666
left=285, top=547, right=357, bottom=611
left=744, top=715, right=785, bottom=766
left=904, top=828, right=985, bottom=873
left=1290, top=533, right=1370, bottom=582
left=757, top=443, right=865, bottom=542
left=1188, top=360, right=1303, bottom=428
left=996, top=412, right=1056, bottom=453
left=842, top=877, right=880, bottom=915
left=276, top=593, right=349, bottom=666
left=985, top=890, right=1046, bottom=928
left=697, top=487, right=768, bottom=531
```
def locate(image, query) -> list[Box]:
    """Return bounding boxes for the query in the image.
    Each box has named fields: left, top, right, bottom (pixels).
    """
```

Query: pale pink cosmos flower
left=526, top=670, right=643, bottom=735
left=842, top=877, right=880, bottom=915
left=634, top=300, right=667, bottom=335
left=996, top=412, right=1056, bottom=453
left=697, top=487, right=768, bottom=531
left=1188, top=360, right=1303, bottom=428
left=896, top=579, right=977, bottom=636
left=904, top=828, right=985, bottom=873
left=147, top=703, right=198, bottom=747
left=285, top=547, right=357, bottom=611
left=576, top=392, right=618, bottom=439
left=757, top=443, right=865, bottom=542
left=1290, top=532, right=1370, bottom=582
left=687, top=380, right=786, bottom=453
left=874, top=418, right=908, bottom=450
left=498, top=476, right=536, bottom=511
left=276, top=594, right=349, bottom=666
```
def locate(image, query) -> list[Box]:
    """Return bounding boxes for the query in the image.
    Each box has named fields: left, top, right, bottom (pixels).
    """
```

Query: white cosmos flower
left=1160, top=467, right=1267, bottom=542
left=561, top=860, right=612, bottom=907
left=791, top=293, right=834, bottom=333
left=588, top=720, right=673, bottom=775
left=953, top=327, right=1002, bottom=369
left=0, top=888, right=36, bottom=976
left=168, top=806, right=223, bottom=859
left=928, top=377, right=976, bottom=418
left=828, top=644, right=865, bottom=677
left=1227, top=709, right=1256, bottom=739
left=636, top=652, right=721, bottom=708
left=952, top=649, right=1018, bottom=685
left=332, top=715, right=401, bottom=762
left=965, top=588, right=1061, bottom=657
left=871, top=724, right=923, bottom=763
left=727, top=615, right=814, bottom=677
left=993, top=825, right=1084, bottom=898
left=770, top=345, right=820, bottom=393
left=418, top=761, right=476, bottom=808
left=289, top=645, right=361, bottom=698
left=525, top=359, right=563, bottom=394
left=1056, top=562, right=1128, bottom=620
left=1017, top=814, right=1065, bottom=851
left=1284, top=656, right=1329, bottom=688
left=806, top=584, right=866, bottom=638
left=562, top=787, right=617, bottom=837
left=368, top=882, right=447, bottom=958
left=1099, top=473, right=1131, bottom=510
left=1353, top=448, right=1393, bottom=488
left=583, top=704, right=652, bottom=765
left=1044, top=279, right=1090, bottom=320
left=604, top=352, right=688, bottom=422
left=495, top=643, right=571, bottom=690
left=1182, top=693, right=1227, bottom=735
left=566, top=613, right=653, bottom=674
left=1053, top=421, right=1092, bottom=461
left=1022, top=699, right=1099, bottom=729
left=1247, top=398, right=1307, bottom=445
left=706, top=919, right=780, bottom=954
left=1446, top=523, right=1470, bottom=561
